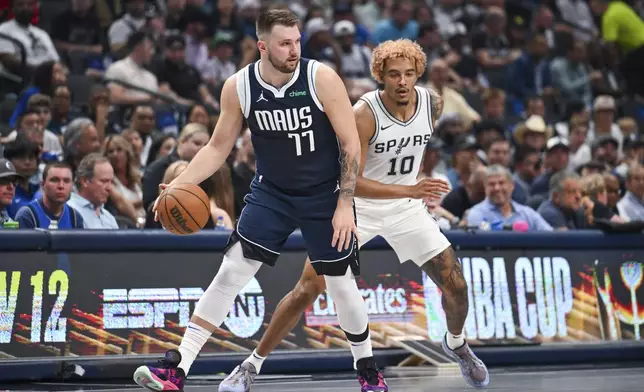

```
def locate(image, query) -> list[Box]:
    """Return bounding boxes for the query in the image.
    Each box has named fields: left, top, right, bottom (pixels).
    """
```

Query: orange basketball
left=158, top=183, right=210, bottom=235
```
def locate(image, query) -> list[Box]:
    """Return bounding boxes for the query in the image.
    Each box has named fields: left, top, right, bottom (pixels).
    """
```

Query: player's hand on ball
left=332, top=204, right=357, bottom=252
left=409, top=178, right=450, bottom=199
left=152, top=183, right=170, bottom=222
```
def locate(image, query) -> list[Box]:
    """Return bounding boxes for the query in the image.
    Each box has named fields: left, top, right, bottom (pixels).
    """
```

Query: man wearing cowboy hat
left=0, top=158, right=20, bottom=227
left=513, top=114, right=552, bottom=151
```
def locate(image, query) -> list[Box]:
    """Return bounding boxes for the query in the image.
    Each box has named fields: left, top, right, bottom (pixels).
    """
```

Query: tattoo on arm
left=429, top=88, right=444, bottom=123
left=339, top=148, right=359, bottom=201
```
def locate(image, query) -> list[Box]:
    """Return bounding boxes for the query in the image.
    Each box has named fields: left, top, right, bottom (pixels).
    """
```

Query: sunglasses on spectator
left=0, top=178, right=17, bottom=186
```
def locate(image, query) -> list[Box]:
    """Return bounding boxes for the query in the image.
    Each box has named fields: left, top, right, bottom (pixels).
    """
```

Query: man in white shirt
left=0, top=0, right=59, bottom=76
left=108, top=0, right=147, bottom=53
left=104, top=31, right=159, bottom=106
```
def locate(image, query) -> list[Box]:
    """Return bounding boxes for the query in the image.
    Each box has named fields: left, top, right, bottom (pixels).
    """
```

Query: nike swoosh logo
left=381, top=124, right=393, bottom=130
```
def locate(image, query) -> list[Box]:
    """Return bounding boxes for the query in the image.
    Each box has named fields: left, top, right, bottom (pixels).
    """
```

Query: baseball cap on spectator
left=0, top=159, right=23, bottom=181
left=514, top=115, right=552, bottom=145
left=623, top=136, right=644, bottom=150
left=334, top=20, right=356, bottom=37
left=545, top=136, right=570, bottom=152
left=165, top=35, right=185, bottom=50
left=593, top=135, right=619, bottom=150
left=593, top=95, right=616, bottom=112
left=426, top=137, right=445, bottom=151
left=211, top=32, right=236, bottom=48
left=454, top=135, right=478, bottom=152
left=474, top=119, right=505, bottom=139
left=436, top=112, right=463, bottom=129
left=576, top=160, right=605, bottom=175
left=305, top=18, right=330, bottom=40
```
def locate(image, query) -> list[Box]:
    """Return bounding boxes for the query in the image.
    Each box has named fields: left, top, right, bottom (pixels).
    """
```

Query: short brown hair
left=482, top=88, right=505, bottom=105
left=27, top=93, right=52, bottom=109
left=43, top=162, right=73, bottom=182
left=256, top=8, right=299, bottom=39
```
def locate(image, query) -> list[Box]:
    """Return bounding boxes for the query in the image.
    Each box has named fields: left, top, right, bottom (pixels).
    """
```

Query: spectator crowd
left=1, top=0, right=644, bottom=232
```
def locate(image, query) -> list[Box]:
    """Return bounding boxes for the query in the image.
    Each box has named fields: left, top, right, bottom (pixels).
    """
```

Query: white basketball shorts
left=355, top=198, right=451, bottom=266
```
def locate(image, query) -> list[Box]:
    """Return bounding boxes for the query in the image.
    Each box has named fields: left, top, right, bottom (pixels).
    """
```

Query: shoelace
left=228, top=366, right=247, bottom=383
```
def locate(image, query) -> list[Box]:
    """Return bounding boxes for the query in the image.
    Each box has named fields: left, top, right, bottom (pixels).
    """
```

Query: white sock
left=178, top=322, right=212, bottom=375
left=323, top=268, right=373, bottom=366
left=244, top=350, right=267, bottom=373
left=446, top=331, right=465, bottom=350
left=349, top=330, right=373, bottom=369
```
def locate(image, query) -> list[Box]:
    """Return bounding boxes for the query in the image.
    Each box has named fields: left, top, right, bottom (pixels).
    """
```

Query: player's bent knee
left=293, top=275, right=326, bottom=303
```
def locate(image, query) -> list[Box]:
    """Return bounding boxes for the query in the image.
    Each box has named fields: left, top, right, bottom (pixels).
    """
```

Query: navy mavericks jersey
left=236, top=58, right=340, bottom=193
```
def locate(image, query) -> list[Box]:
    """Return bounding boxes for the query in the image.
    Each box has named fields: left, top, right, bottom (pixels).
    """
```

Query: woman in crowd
left=146, top=134, right=177, bottom=167
left=143, top=123, right=211, bottom=228
left=103, top=135, right=145, bottom=226
left=186, top=104, right=210, bottom=128
left=162, top=160, right=233, bottom=229
left=121, top=128, right=144, bottom=172
left=580, top=173, right=624, bottom=224
left=204, top=163, right=235, bottom=229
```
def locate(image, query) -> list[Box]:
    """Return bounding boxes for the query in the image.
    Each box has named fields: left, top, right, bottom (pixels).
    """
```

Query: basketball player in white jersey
left=219, top=39, right=489, bottom=392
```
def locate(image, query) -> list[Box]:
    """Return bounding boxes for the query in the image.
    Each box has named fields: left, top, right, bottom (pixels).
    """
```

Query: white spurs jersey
left=355, top=86, right=435, bottom=211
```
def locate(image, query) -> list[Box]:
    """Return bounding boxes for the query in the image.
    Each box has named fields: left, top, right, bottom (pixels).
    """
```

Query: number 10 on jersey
left=289, top=130, right=316, bottom=156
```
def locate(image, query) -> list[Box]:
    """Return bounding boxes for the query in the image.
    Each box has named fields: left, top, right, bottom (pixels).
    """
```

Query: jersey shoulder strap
left=417, top=86, right=436, bottom=136
left=358, top=90, right=382, bottom=144
left=68, top=206, right=78, bottom=228
left=235, top=63, right=253, bottom=118
left=26, top=203, right=41, bottom=228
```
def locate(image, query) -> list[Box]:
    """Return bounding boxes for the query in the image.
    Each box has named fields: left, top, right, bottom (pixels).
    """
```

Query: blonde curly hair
left=370, top=39, right=427, bottom=84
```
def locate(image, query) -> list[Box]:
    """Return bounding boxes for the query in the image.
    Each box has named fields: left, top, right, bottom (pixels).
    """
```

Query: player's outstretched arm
left=315, top=64, right=360, bottom=206
left=352, top=100, right=450, bottom=200
left=168, top=76, right=244, bottom=186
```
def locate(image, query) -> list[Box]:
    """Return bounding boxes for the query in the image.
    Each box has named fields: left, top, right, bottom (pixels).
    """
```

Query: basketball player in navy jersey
left=132, top=8, right=387, bottom=392
left=220, top=40, right=490, bottom=390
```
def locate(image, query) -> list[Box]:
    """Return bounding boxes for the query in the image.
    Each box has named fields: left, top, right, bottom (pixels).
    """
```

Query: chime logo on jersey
left=223, top=277, right=265, bottom=338
left=254, top=106, right=313, bottom=131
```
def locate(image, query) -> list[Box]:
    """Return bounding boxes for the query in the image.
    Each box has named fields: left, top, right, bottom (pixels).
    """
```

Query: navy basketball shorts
left=223, top=177, right=359, bottom=277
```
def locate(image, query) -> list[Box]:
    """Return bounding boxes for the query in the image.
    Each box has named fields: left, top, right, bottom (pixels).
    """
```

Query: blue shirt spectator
left=15, top=198, right=83, bottom=229
left=371, top=1, right=418, bottom=44
left=506, top=34, right=552, bottom=108
left=67, top=192, right=119, bottom=229
left=536, top=171, right=589, bottom=229
left=69, top=153, right=120, bottom=229
left=617, top=165, right=644, bottom=221
left=466, top=164, right=553, bottom=231
left=14, top=162, right=82, bottom=229
left=467, top=198, right=553, bottom=231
